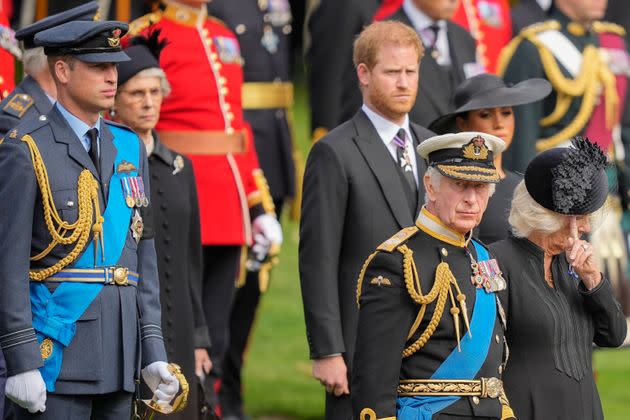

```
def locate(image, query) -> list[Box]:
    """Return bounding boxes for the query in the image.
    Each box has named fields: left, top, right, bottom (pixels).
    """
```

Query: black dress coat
left=387, top=9, right=479, bottom=127
left=0, top=75, right=53, bottom=137
left=147, top=138, right=211, bottom=419
left=299, top=109, right=433, bottom=419
left=490, top=236, right=627, bottom=420
left=476, top=171, right=522, bottom=244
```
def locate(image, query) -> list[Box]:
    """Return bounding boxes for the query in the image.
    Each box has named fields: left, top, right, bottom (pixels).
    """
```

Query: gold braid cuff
left=21, top=134, right=103, bottom=281
left=252, top=169, right=275, bottom=214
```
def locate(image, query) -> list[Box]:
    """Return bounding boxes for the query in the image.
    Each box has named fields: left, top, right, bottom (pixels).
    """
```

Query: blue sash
left=30, top=125, right=139, bottom=391
left=398, top=240, right=497, bottom=419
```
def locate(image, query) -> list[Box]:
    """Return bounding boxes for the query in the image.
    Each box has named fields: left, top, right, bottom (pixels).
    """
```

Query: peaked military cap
left=35, top=20, right=130, bottom=63
left=15, top=1, right=100, bottom=49
left=416, top=131, right=505, bottom=183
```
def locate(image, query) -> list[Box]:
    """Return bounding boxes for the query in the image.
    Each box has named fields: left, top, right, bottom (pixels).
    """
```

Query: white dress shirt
left=403, top=0, right=451, bottom=66
left=362, top=104, right=418, bottom=185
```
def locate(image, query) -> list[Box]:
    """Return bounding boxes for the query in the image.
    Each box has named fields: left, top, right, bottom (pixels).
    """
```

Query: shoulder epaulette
left=496, top=20, right=561, bottom=76
left=1, top=92, right=34, bottom=119
left=377, top=226, right=419, bottom=253
left=128, top=11, right=163, bottom=37
left=592, top=21, right=626, bottom=36
left=207, top=15, right=228, bottom=28
left=520, top=20, right=561, bottom=38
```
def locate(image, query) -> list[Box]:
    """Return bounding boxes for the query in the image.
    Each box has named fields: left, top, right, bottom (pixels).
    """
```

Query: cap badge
left=462, top=135, right=489, bottom=160
left=108, top=28, right=122, bottom=47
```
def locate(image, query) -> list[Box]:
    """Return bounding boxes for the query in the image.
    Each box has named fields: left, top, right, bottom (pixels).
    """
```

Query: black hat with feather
left=117, top=29, right=168, bottom=86
left=524, top=136, right=609, bottom=215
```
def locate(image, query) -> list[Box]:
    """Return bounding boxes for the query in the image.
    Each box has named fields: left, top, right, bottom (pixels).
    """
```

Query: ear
left=54, top=60, right=71, bottom=85
left=424, top=172, right=437, bottom=202
left=356, top=63, right=370, bottom=87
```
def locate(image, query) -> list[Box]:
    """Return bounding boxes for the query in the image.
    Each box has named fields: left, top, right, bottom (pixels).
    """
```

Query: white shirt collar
left=361, top=103, right=411, bottom=145
left=402, top=0, right=447, bottom=34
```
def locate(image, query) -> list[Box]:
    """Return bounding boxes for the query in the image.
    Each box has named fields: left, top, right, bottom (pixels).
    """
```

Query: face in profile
left=114, top=75, right=164, bottom=133
left=412, top=0, right=460, bottom=21
left=358, top=42, right=420, bottom=123
left=425, top=175, right=492, bottom=234
left=456, top=107, right=515, bottom=150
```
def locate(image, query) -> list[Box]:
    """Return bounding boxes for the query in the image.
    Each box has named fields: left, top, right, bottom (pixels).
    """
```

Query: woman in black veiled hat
left=110, top=30, right=213, bottom=419
left=429, top=73, right=551, bottom=243
left=489, top=137, right=627, bottom=420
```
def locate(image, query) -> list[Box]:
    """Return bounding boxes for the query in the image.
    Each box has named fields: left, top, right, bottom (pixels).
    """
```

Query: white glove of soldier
left=141, top=361, right=180, bottom=404
left=252, top=214, right=283, bottom=247
left=5, top=369, right=47, bottom=413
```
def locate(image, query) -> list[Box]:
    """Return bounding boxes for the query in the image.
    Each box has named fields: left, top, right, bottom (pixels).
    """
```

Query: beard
left=367, top=86, right=417, bottom=122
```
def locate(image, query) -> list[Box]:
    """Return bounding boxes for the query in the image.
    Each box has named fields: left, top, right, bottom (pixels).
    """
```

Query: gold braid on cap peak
left=20, top=135, right=104, bottom=280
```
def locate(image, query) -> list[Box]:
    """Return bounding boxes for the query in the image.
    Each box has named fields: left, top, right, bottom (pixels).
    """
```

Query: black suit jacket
left=388, top=10, right=478, bottom=127
left=299, top=109, right=433, bottom=359
left=305, top=0, right=380, bottom=134
left=0, top=76, right=53, bottom=138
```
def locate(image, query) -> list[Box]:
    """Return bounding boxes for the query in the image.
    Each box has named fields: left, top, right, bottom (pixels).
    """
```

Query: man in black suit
left=299, top=20, right=434, bottom=420
left=304, top=0, right=380, bottom=142
left=385, top=0, right=482, bottom=127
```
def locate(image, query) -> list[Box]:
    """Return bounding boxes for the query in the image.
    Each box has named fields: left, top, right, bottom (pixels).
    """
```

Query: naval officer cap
left=34, top=20, right=130, bottom=63
left=15, top=1, right=100, bottom=50
left=417, top=131, right=505, bottom=183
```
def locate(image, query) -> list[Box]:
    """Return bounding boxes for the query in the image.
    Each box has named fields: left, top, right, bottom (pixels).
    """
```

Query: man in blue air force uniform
left=353, top=132, right=515, bottom=419
left=0, top=20, right=182, bottom=419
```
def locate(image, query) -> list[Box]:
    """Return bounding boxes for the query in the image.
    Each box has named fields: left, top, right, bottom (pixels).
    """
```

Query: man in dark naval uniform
left=0, top=20, right=183, bottom=419
left=300, top=21, right=434, bottom=420
left=353, top=131, right=515, bottom=419
left=497, top=0, right=630, bottom=312
left=206, top=1, right=296, bottom=418
left=382, top=0, right=483, bottom=127
left=0, top=1, right=99, bottom=137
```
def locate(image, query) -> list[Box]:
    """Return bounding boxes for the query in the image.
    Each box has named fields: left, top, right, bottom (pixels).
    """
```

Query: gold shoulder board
left=592, top=21, right=626, bottom=36
left=128, top=12, right=163, bottom=37
left=377, top=226, right=419, bottom=253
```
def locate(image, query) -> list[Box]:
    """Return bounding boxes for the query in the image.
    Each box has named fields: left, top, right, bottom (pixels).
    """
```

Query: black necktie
left=87, top=127, right=100, bottom=176
left=394, top=129, right=417, bottom=195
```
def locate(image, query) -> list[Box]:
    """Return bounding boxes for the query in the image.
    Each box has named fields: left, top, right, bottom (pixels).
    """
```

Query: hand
left=194, top=348, right=212, bottom=380
left=141, top=361, right=180, bottom=404
left=566, top=237, right=602, bottom=290
left=252, top=214, right=283, bottom=246
left=5, top=369, right=47, bottom=413
left=312, top=355, right=349, bottom=397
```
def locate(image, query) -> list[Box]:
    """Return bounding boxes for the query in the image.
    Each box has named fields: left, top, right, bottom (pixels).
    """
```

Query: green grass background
left=239, top=77, right=630, bottom=419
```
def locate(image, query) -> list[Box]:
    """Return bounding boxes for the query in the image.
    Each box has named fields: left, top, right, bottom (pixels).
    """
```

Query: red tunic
left=129, top=2, right=272, bottom=246
left=0, top=9, right=16, bottom=99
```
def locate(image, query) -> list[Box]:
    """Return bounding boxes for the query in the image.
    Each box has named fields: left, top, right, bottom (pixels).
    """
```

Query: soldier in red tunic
left=128, top=0, right=282, bottom=410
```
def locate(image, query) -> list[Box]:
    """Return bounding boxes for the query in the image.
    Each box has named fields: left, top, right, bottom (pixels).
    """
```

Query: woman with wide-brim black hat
left=429, top=73, right=551, bottom=243
left=488, top=137, right=627, bottom=419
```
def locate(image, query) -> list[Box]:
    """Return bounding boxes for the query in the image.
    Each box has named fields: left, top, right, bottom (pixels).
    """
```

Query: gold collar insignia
left=415, top=207, right=466, bottom=247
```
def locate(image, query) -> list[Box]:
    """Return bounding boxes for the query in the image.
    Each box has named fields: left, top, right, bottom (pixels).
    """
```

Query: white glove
left=141, top=361, right=180, bottom=404
left=252, top=214, right=283, bottom=246
left=5, top=369, right=47, bottom=413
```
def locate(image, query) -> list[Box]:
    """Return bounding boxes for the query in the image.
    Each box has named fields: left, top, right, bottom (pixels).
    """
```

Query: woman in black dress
left=489, top=137, right=627, bottom=419
left=429, top=74, right=551, bottom=243
left=112, top=32, right=212, bottom=418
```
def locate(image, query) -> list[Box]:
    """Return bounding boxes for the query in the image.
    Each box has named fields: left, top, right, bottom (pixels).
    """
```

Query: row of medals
left=470, top=257, right=507, bottom=293
left=122, top=177, right=149, bottom=208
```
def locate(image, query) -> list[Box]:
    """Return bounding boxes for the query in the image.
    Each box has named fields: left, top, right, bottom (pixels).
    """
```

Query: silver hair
left=23, top=47, right=49, bottom=75
left=423, top=166, right=496, bottom=204
left=508, top=181, right=564, bottom=237
left=124, top=67, right=172, bottom=97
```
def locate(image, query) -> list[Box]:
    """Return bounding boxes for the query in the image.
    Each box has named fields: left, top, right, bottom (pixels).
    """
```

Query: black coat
left=0, top=75, right=53, bottom=137
left=207, top=0, right=296, bottom=200
left=304, top=0, right=380, bottom=134
left=299, top=110, right=433, bottom=418
left=490, top=237, right=627, bottom=420
left=387, top=9, right=479, bottom=127
left=353, top=228, right=507, bottom=418
left=147, top=138, right=211, bottom=419
left=475, top=170, right=522, bottom=244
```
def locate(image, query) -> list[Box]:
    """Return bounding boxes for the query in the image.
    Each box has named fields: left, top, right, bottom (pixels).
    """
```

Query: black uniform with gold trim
left=352, top=132, right=514, bottom=419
